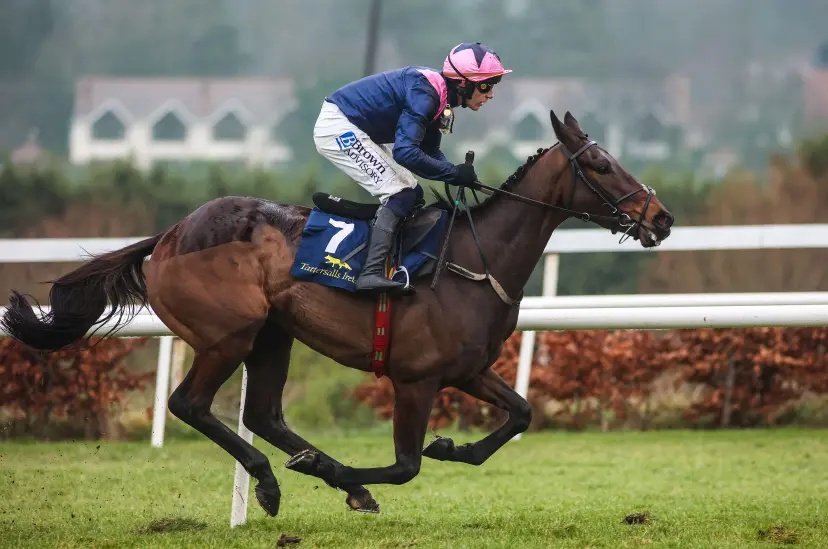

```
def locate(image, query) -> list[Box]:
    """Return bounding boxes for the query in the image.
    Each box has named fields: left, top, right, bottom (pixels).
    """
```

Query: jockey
left=313, top=42, right=512, bottom=295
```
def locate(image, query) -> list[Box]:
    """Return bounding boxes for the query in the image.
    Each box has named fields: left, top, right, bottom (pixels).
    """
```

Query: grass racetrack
left=2, top=428, right=828, bottom=548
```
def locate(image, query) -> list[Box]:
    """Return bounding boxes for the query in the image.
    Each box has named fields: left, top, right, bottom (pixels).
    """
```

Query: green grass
left=2, top=428, right=828, bottom=548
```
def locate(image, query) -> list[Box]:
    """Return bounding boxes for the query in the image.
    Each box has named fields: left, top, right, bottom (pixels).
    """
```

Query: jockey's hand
left=450, top=163, right=482, bottom=189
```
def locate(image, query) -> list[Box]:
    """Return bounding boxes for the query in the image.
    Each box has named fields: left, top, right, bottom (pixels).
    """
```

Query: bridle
left=458, top=141, right=657, bottom=242
left=561, top=140, right=656, bottom=242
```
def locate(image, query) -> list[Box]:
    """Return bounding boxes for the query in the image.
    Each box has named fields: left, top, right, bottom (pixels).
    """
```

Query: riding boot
left=355, top=205, right=412, bottom=295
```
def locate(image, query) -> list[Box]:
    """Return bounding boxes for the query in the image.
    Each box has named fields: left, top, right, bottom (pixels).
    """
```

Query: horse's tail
left=1, top=234, right=162, bottom=351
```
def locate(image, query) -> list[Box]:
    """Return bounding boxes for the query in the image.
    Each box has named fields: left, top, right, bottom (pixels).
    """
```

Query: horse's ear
left=564, top=111, right=583, bottom=134
left=550, top=110, right=565, bottom=137
left=550, top=109, right=579, bottom=150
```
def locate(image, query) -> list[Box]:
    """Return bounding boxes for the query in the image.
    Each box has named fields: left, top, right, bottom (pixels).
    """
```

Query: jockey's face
left=458, top=81, right=495, bottom=111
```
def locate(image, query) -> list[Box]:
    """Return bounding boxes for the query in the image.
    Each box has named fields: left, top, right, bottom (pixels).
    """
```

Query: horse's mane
left=427, top=145, right=555, bottom=213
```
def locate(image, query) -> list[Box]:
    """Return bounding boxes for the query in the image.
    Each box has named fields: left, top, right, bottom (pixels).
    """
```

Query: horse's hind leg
left=168, top=326, right=282, bottom=516
left=422, top=367, right=532, bottom=465
left=241, top=324, right=379, bottom=513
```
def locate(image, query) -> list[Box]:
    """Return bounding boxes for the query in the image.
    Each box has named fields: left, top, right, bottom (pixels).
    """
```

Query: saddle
left=310, top=192, right=447, bottom=281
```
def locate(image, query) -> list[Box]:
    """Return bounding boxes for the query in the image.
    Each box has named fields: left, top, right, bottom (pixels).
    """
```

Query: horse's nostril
left=655, top=212, right=674, bottom=229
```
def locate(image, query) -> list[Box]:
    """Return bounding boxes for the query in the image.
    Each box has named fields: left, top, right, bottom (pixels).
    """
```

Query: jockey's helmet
left=442, top=42, right=512, bottom=94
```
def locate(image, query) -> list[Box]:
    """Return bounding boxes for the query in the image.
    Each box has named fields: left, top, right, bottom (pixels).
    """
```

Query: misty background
left=3, top=0, right=828, bottom=171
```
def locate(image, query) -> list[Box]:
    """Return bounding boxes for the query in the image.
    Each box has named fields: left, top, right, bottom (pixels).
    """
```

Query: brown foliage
left=351, top=326, right=828, bottom=432
left=0, top=337, right=153, bottom=439
left=529, top=330, right=673, bottom=429
left=666, top=327, right=828, bottom=427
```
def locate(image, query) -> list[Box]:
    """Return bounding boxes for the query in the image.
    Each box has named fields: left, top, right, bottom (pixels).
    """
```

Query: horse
left=1, top=110, right=674, bottom=517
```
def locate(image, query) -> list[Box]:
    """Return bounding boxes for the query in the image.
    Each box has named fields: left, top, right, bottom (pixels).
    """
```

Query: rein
left=429, top=142, right=656, bottom=305
left=469, top=142, right=655, bottom=237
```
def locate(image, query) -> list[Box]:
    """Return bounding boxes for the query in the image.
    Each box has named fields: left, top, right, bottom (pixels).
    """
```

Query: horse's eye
left=595, top=164, right=611, bottom=174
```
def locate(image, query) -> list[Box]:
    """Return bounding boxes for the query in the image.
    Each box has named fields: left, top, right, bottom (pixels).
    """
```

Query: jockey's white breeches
left=313, top=100, right=419, bottom=203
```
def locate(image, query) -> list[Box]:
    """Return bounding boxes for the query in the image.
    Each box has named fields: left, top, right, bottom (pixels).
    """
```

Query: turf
left=2, top=428, right=828, bottom=548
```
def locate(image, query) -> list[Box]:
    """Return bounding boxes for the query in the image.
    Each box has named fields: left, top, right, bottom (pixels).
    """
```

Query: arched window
left=213, top=112, right=247, bottom=141
left=92, top=111, right=126, bottom=141
left=152, top=112, right=188, bottom=141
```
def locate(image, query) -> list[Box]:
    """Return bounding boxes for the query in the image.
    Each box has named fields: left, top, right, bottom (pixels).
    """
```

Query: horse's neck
left=470, top=148, right=571, bottom=298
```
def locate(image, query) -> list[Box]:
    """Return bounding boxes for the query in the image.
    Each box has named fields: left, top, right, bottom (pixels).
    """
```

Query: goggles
left=474, top=75, right=502, bottom=93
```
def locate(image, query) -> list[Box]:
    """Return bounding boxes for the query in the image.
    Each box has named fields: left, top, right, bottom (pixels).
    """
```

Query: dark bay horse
left=1, top=111, right=674, bottom=517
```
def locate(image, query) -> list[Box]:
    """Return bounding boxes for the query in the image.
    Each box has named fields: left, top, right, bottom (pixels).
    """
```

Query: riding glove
left=449, top=163, right=481, bottom=189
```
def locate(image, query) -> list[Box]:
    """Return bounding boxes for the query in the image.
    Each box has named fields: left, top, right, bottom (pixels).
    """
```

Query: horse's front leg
left=285, top=376, right=438, bottom=487
left=422, top=367, right=531, bottom=465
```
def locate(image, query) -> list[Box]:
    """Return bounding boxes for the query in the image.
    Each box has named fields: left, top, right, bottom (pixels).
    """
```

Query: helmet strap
left=446, top=51, right=476, bottom=107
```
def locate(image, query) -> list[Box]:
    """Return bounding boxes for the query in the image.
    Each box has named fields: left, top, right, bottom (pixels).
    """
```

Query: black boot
left=355, top=205, right=412, bottom=295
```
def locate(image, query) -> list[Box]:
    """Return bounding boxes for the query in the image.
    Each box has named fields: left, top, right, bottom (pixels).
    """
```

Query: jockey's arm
left=420, top=127, right=449, bottom=164
left=392, top=85, right=459, bottom=183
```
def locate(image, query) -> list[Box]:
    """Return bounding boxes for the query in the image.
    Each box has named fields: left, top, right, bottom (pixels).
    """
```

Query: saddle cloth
left=289, top=194, right=448, bottom=293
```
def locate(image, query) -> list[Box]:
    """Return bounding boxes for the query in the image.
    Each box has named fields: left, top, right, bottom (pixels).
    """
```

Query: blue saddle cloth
left=290, top=207, right=448, bottom=292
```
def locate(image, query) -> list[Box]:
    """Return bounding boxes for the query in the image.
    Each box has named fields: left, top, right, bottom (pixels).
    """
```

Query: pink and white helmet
left=442, top=42, right=513, bottom=83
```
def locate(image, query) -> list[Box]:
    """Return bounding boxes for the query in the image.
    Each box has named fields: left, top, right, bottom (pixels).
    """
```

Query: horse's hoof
left=422, top=436, right=456, bottom=461
left=255, top=483, right=281, bottom=517
left=285, top=449, right=319, bottom=475
left=346, top=490, right=380, bottom=514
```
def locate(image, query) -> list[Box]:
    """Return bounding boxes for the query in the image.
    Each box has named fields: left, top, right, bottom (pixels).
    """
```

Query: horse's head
left=550, top=109, right=674, bottom=247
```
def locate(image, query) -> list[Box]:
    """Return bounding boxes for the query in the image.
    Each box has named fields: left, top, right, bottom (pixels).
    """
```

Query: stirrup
left=391, top=266, right=411, bottom=290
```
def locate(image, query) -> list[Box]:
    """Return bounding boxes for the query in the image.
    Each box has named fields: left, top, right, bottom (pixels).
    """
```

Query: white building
left=69, top=76, right=298, bottom=169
